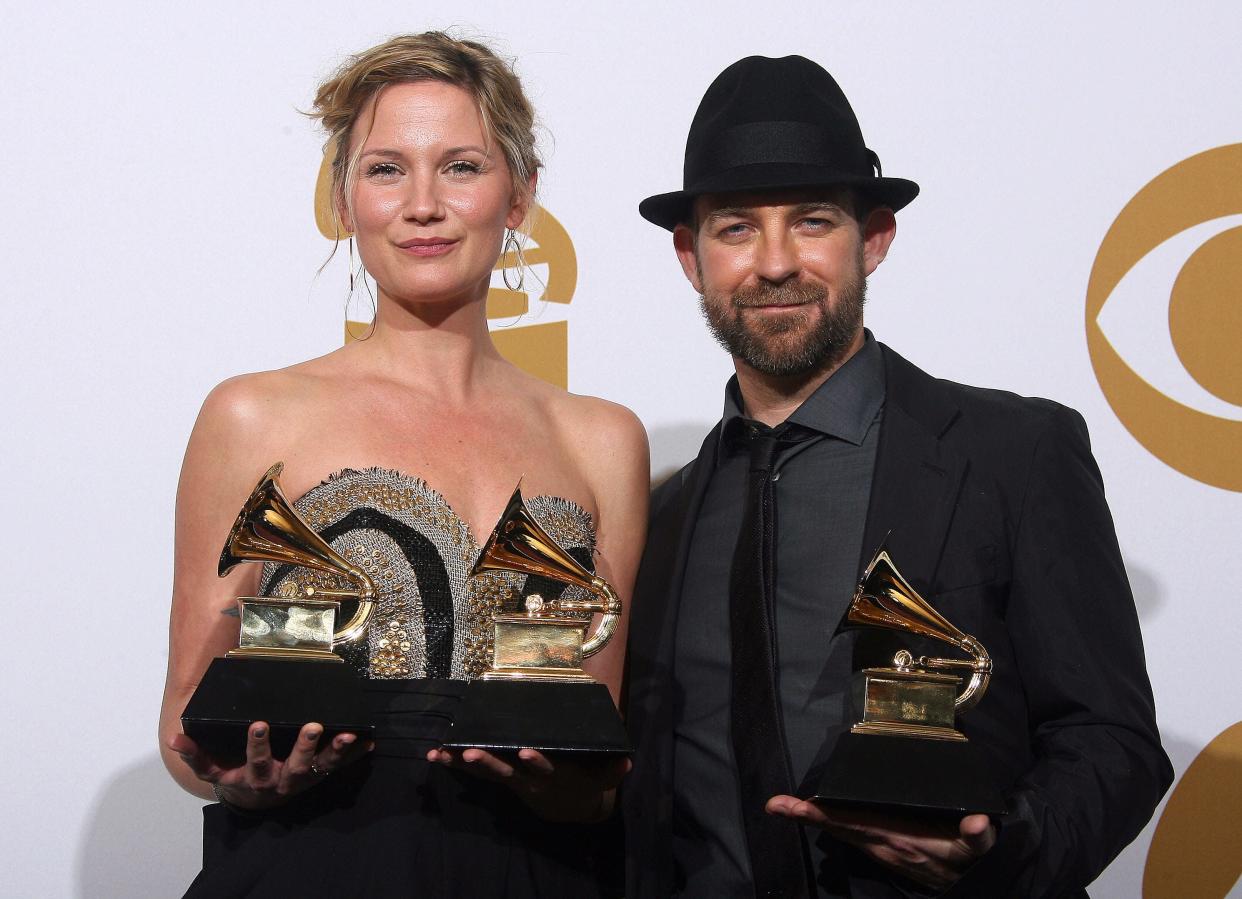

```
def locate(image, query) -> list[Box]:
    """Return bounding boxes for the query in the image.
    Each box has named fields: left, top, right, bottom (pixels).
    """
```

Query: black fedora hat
left=639, top=55, right=919, bottom=231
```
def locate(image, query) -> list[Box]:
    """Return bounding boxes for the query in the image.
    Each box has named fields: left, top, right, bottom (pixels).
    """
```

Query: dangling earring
left=345, top=236, right=376, bottom=340
left=348, top=236, right=356, bottom=295
left=502, top=228, right=525, bottom=292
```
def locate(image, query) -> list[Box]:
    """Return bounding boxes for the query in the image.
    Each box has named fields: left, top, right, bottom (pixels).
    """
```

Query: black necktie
left=729, top=425, right=812, bottom=898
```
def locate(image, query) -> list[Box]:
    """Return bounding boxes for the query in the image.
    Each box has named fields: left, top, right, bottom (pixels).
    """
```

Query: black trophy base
left=810, top=731, right=1007, bottom=818
left=444, top=679, right=631, bottom=755
left=181, top=657, right=372, bottom=765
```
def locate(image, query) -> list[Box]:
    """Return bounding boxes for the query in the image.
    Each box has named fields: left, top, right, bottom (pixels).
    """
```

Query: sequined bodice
left=259, top=468, right=596, bottom=681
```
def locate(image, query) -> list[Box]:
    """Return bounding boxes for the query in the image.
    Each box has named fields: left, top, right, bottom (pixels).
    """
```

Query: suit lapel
left=859, top=346, right=967, bottom=594
left=627, top=424, right=721, bottom=897
left=643, top=423, right=722, bottom=679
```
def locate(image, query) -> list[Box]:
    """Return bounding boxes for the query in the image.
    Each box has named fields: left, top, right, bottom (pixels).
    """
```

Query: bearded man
left=623, top=55, right=1171, bottom=898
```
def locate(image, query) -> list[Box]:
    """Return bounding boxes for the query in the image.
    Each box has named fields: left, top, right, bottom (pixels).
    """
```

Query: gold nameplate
left=852, top=666, right=966, bottom=742
left=493, top=615, right=588, bottom=671
left=228, top=597, right=344, bottom=663
left=482, top=591, right=596, bottom=682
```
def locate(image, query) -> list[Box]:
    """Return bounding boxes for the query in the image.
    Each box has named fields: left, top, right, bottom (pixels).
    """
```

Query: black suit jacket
left=624, top=344, right=1172, bottom=898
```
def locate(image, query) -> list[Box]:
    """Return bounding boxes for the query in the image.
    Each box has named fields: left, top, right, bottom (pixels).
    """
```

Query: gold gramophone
left=811, top=546, right=1006, bottom=815
left=843, top=548, right=991, bottom=741
left=181, top=463, right=376, bottom=762
left=445, top=485, right=631, bottom=754
left=218, top=462, right=376, bottom=662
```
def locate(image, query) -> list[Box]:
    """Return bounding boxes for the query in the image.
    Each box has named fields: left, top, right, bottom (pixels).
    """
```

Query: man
left=623, top=55, right=1172, bottom=898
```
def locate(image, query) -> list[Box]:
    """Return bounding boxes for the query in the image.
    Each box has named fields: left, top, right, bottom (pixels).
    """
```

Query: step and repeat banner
left=2, top=2, right=1239, bottom=896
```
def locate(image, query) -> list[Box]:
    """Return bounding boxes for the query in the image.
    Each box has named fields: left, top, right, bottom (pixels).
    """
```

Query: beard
left=697, top=259, right=867, bottom=378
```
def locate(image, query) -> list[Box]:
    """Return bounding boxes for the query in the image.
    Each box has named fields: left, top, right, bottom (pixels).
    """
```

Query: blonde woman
left=158, top=33, right=647, bottom=896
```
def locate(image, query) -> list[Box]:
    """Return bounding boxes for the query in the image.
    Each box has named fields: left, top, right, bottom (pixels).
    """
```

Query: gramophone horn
left=218, top=462, right=376, bottom=646
left=472, top=485, right=622, bottom=658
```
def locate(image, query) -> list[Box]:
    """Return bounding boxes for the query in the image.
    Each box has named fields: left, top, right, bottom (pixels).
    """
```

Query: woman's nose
left=402, top=173, right=445, bottom=224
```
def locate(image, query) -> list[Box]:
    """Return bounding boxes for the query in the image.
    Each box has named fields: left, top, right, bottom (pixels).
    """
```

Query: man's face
left=674, top=188, right=895, bottom=378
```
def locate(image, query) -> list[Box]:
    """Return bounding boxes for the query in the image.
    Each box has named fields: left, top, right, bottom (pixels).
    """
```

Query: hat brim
left=638, top=164, right=919, bottom=231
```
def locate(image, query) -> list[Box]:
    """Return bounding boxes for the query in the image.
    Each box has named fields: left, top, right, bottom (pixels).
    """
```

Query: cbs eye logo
left=1086, top=144, right=1242, bottom=492
left=312, top=151, right=578, bottom=389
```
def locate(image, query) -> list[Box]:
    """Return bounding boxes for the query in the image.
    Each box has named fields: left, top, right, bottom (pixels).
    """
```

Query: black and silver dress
left=185, top=468, right=619, bottom=898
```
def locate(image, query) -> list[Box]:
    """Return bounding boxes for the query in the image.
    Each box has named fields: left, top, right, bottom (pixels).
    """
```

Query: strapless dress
left=185, top=468, right=621, bottom=898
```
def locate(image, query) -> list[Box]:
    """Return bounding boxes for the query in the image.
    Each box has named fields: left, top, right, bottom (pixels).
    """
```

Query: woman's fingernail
left=253, top=727, right=267, bottom=738
left=338, top=734, right=355, bottom=746
left=306, top=729, right=322, bottom=741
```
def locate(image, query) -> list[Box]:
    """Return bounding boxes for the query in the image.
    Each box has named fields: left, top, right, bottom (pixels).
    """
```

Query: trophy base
left=444, top=679, right=631, bottom=755
left=225, top=645, right=345, bottom=663
left=810, top=731, right=1007, bottom=817
left=181, top=656, right=371, bottom=765
left=481, top=665, right=596, bottom=683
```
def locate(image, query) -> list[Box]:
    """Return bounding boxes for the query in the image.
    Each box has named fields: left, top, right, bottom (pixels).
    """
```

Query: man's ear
left=507, top=172, right=539, bottom=230
left=673, top=223, right=703, bottom=293
left=861, top=206, right=896, bottom=276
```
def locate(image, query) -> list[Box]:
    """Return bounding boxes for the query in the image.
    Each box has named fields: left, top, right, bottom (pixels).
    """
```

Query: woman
left=158, top=33, right=648, bottom=896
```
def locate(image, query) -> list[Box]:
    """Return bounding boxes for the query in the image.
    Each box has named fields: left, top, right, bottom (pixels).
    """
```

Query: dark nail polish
left=306, top=730, right=322, bottom=741
left=253, top=727, right=267, bottom=738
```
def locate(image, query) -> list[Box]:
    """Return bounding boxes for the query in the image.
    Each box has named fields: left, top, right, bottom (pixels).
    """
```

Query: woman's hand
left=427, top=746, right=631, bottom=822
left=169, top=721, right=370, bottom=811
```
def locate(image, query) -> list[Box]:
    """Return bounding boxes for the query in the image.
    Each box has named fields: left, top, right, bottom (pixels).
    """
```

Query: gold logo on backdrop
left=1143, top=721, right=1242, bottom=898
left=313, top=152, right=577, bottom=389
left=1085, top=144, right=1242, bottom=491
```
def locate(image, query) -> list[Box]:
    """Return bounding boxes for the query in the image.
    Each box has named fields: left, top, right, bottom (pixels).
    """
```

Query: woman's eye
left=365, top=162, right=401, bottom=178
left=445, top=160, right=482, bottom=176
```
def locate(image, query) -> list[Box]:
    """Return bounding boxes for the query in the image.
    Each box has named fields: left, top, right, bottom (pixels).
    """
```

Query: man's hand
left=428, top=747, right=631, bottom=822
left=766, top=795, right=996, bottom=890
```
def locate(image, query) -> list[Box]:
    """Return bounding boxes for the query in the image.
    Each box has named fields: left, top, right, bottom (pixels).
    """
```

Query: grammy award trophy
left=445, top=485, right=630, bottom=755
left=180, top=463, right=377, bottom=763
left=811, top=546, right=1006, bottom=815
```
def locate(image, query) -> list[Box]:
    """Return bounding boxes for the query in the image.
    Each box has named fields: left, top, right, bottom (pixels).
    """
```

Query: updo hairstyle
left=310, top=32, right=542, bottom=225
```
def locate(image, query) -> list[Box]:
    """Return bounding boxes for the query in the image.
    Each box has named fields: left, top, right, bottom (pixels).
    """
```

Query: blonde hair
left=310, top=32, right=542, bottom=226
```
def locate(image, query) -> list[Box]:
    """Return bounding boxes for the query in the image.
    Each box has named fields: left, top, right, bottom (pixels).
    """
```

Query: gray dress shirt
left=671, top=334, right=886, bottom=896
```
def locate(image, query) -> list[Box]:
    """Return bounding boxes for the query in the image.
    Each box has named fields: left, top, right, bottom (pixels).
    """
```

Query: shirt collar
left=718, top=330, right=886, bottom=460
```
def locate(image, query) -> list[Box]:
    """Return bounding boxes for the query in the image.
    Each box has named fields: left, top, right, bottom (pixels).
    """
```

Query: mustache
left=730, top=279, right=828, bottom=308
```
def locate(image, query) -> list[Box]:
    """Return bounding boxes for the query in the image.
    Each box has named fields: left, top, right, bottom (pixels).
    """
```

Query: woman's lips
left=396, top=238, right=458, bottom=257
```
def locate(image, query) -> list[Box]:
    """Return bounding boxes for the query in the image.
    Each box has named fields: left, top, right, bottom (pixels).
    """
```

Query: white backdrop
left=2, top=2, right=1240, bottom=896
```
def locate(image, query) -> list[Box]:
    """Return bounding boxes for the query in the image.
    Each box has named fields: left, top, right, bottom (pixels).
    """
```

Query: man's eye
left=802, top=217, right=832, bottom=229
left=719, top=223, right=749, bottom=237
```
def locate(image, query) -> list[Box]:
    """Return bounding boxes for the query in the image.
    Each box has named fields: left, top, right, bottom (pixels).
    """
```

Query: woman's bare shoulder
left=188, top=363, right=335, bottom=478
left=198, top=358, right=338, bottom=433
left=554, top=392, right=646, bottom=447
left=546, top=391, right=650, bottom=489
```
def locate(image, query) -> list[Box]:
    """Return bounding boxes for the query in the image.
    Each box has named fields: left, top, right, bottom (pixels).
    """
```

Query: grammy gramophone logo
left=1086, top=144, right=1242, bottom=492
left=313, top=151, right=578, bottom=389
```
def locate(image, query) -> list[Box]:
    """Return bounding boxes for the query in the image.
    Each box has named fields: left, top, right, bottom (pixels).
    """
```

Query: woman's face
left=341, top=80, right=528, bottom=310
